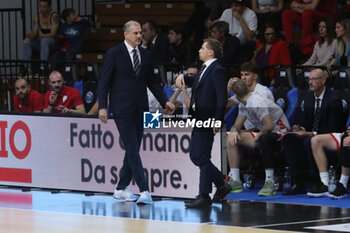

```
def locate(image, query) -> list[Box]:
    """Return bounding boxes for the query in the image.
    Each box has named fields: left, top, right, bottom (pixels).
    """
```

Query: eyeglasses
left=306, top=77, right=324, bottom=82
left=264, top=33, right=275, bottom=36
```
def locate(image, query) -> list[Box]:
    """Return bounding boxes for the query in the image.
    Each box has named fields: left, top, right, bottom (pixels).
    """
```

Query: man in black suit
left=176, top=39, right=231, bottom=208
left=281, top=68, right=345, bottom=196
left=98, top=20, right=175, bottom=205
left=209, top=21, right=241, bottom=65
left=141, top=20, right=169, bottom=64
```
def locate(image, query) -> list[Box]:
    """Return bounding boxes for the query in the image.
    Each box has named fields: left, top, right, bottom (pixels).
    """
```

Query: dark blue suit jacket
left=98, top=42, right=168, bottom=116
left=185, top=60, right=228, bottom=123
left=295, top=88, right=345, bottom=133
left=149, top=33, right=169, bottom=64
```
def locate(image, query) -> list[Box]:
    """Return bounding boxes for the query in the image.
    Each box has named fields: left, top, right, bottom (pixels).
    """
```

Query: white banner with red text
left=0, top=114, right=222, bottom=198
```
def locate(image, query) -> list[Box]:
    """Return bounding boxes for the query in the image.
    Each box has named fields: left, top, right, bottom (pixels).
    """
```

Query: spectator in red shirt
left=43, top=70, right=85, bottom=114
left=282, top=0, right=337, bottom=45
left=13, top=78, right=44, bottom=112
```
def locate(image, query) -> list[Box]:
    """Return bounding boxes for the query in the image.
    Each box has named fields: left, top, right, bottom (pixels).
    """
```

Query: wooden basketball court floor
left=1, top=186, right=350, bottom=233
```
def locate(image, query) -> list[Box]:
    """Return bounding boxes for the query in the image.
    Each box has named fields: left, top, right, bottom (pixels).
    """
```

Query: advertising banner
left=0, top=114, right=222, bottom=198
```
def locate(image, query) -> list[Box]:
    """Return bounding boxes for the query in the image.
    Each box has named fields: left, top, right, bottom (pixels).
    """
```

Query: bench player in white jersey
left=310, top=126, right=350, bottom=199
left=227, top=61, right=274, bottom=130
left=226, top=79, right=290, bottom=196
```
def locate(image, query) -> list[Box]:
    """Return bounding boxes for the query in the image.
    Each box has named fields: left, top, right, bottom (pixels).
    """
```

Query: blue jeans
left=22, top=37, right=55, bottom=68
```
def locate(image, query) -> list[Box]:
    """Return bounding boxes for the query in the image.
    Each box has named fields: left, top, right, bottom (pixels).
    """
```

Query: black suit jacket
left=98, top=42, right=168, bottom=116
left=295, top=87, right=345, bottom=133
left=148, top=33, right=169, bottom=64
left=185, top=60, right=228, bottom=123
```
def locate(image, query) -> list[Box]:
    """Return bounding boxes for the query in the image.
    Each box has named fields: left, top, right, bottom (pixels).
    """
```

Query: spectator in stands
left=226, top=79, right=290, bottom=196
left=281, top=68, right=345, bottom=196
left=253, top=22, right=291, bottom=69
left=22, top=0, right=60, bottom=74
left=169, top=64, right=198, bottom=116
left=219, top=0, right=257, bottom=45
left=185, top=0, right=231, bottom=52
left=209, top=21, right=241, bottom=65
left=51, top=8, right=91, bottom=69
left=281, top=0, right=337, bottom=47
left=43, top=70, right=86, bottom=114
left=13, top=78, right=44, bottom=112
left=301, top=18, right=336, bottom=67
left=252, top=0, right=284, bottom=32
left=329, top=19, right=350, bottom=68
left=141, top=20, right=169, bottom=64
left=168, top=23, right=195, bottom=70
left=310, top=127, right=350, bottom=199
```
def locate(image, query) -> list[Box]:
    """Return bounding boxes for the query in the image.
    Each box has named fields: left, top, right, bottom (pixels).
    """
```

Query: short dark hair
left=230, top=0, right=246, bottom=6
left=144, top=20, right=158, bottom=33
left=232, top=79, right=248, bottom=98
left=169, top=23, right=186, bottom=38
left=204, top=38, right=223, bottom=58
left=61, top=8, right=75, bottom=22
left=210, top=21, right=230, bottom=36
left=240, top=61, right=259, bottom=75
left=40, top=0, right=52, bottom=6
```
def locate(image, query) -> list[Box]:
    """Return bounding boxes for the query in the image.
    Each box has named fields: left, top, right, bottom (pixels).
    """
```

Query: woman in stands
left=22, top=0, right=60, bottom=74
left=252, top=0, right=284, bottom=32
left=253, top=22, right=291, bottom=68
left=302, top=18, right=336, bottom=67
left=329, top=19, right=350, bottom=68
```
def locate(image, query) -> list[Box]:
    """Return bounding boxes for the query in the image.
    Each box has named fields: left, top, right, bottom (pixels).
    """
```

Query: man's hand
left=98, top=108, right=108, bottom=123
left=49, top=91, right=58, bottom=106
left=295, top=131, right=312, bottom=137
left=227, top=77, right=239, bottom=93
left=164, top=101, right=175, bottom=115
left=57, top=105, right=71, bottom=113
left=213, top=126, right=220, bottom=135
left=176, top=74, right=185, bottom=89
left=291, top=1, right=300, bottom=8
left=227, top=131, right=241, bottom=146
left=292, top=124, right=303, bottom=132
left=232, top=11, right=242, bottom=21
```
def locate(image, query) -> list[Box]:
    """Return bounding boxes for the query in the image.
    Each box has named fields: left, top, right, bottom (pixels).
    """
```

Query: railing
left=0, top=0, right=94, bottom=61
left=0, top=60, right=101, bottom=111
left=0, top=8, right=24, bottom=60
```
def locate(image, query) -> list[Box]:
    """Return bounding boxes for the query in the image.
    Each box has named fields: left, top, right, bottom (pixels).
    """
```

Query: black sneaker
left=212, top=183, right=231, bottom=202
left=307, top=183, right=329, bottom=197
left=329, top=183, right=348, bottom=199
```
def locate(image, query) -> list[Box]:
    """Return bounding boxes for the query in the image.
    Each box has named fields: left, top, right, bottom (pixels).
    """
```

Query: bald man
left=43, top=70, right=85, bottom=114
left=280, top=68, right=345, bottom=196
left=13, top=78, right=44, bottom=112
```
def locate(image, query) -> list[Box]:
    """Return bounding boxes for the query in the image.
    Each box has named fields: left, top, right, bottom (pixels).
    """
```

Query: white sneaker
left=113, top=186, right=138, bottom=201
left=136, top=191, right=153, bottom=204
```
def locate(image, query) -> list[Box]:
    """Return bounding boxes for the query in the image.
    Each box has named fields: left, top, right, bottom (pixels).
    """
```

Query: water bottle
left=274, top=176, right=283, bottom=191
left=328, top=165, right=336, bottom=192
left=283, top=167, right=291, bottom=191
left=243, top=173, right=255, bottom=189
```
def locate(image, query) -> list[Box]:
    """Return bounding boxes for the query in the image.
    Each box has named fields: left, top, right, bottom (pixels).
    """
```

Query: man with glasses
left=280, top=68, right=345, bottom=195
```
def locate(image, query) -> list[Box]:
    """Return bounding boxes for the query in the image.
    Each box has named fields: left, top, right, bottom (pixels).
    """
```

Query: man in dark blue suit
left=176, top=39, right=231, bottom=208
left=98, top=21, right=175, bottom=205
left=281, top=68, right=346, bottom=196
left=141, top=20, right=169, bottom=65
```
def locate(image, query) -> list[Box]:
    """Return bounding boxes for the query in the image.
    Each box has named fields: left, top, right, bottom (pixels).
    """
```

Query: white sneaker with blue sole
left=136, top=191, right=153, bottom=204
left=113, top=186, right=139, bottom=202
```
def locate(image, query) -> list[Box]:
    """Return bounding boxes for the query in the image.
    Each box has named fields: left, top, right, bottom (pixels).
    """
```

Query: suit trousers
left=189, top=129, right=225, bottom=194
left=258, top=132, right=283, bottom=169
left=281, top=133, right=319, bottom=179
left=114, top=114, right=148, bottom=192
